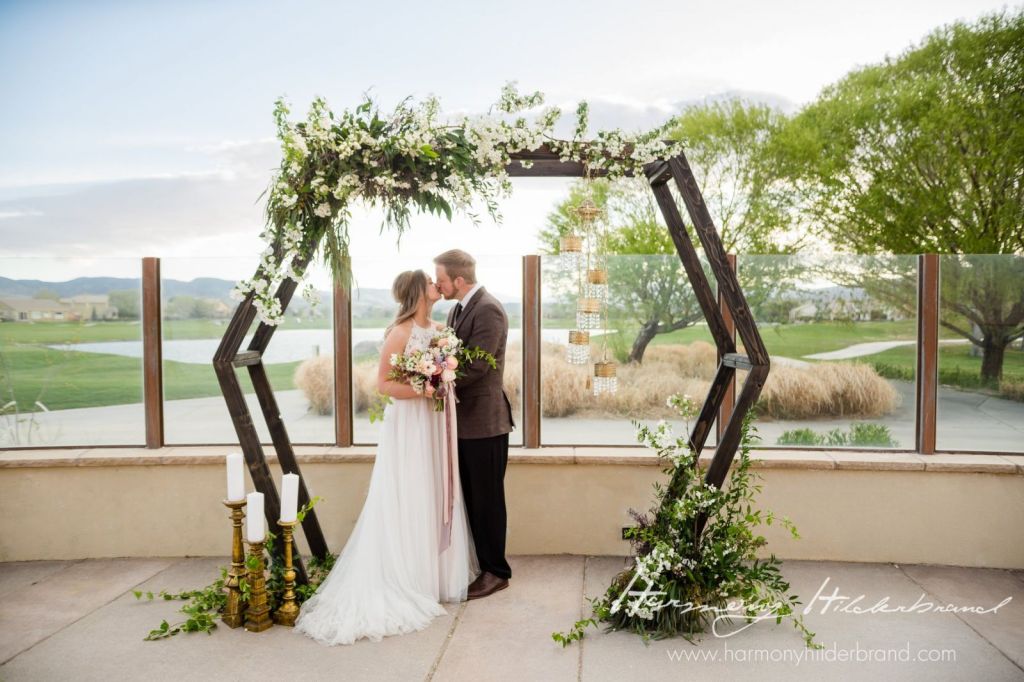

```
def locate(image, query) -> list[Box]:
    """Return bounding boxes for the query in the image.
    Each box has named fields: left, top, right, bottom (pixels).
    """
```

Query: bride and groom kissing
left=294, top=249, right=516, bottom=646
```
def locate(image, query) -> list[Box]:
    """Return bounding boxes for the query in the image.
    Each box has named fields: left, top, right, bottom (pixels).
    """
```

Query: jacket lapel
left=454, top=286, right=486, bottom=336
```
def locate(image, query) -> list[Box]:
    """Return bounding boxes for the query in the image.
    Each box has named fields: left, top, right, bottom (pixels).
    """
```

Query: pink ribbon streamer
left=439, top=382, right=459, bottom=553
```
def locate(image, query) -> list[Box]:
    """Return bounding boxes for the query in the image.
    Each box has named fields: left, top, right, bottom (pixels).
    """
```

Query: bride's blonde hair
left=386, top=270, right=428, bottom=337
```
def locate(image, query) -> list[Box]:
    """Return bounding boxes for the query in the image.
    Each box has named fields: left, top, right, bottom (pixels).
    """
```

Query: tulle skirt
left=294, top=396, right=479, bottom=646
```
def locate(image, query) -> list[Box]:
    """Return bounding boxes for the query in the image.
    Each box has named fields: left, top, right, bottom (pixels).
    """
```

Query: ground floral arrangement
left=553, top=395, right=821, bottom=648
left=229, top=83, right=686, bottom=325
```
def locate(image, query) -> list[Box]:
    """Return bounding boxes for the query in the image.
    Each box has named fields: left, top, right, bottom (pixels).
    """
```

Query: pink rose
left=446, top=356, right=458, bottom=369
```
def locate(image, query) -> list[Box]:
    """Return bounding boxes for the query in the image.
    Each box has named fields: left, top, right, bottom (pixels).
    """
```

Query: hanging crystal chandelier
left=592, top=361, right=618, bottom=396
left=576, top=297, right=601, bottom=330
left=567, top=330, right=590, bottom=364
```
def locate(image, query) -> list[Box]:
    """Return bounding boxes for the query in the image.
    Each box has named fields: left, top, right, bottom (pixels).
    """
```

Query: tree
left=941, top=256, right=1024, bottom=383
left=667, top=99, right=807, bottom=253
left=108, top=290, right=140, bottom=320
left=164, top=295, right=198, bottom=320
left=539, top=179, right=704, bottom=363
left=775, top=10, right=1024, bottom=381
left=537, top=99, right=800, bottom=363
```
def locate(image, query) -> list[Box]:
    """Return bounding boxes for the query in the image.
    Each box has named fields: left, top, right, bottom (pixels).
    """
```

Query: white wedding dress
left=294, top=322, right=480, bottom=645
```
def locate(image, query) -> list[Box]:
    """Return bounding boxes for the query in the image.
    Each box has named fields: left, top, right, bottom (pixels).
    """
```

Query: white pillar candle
left=280, top=473, right=300, bottom=523
left=226, top=453, right=245, bottom=502
left=246, top=492, right=265, bottom=543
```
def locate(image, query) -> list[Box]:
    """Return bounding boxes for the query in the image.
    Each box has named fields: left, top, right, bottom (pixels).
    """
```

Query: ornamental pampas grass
left=294, top=355, right=334, bottom=415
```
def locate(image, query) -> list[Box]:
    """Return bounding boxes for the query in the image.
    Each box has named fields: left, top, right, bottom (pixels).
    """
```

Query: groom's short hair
left=434, top=249, right=477, bottom=284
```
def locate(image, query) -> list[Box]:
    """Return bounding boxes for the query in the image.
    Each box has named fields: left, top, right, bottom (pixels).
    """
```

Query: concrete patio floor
left=1, top=556, right=1022, bottom=681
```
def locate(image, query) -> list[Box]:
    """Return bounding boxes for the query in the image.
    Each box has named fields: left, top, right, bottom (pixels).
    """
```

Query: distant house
left=788, top=302, right=818, bottom=323
left=59, top=294, right=119, bottom=321
left=0, top=297, right=77, bottom=322
left=787, top=298, right=906, bottom=323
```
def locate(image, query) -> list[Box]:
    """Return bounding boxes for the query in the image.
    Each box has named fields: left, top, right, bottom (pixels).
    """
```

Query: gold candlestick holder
left=221, top=499, right=248, bottom=628
left=273, top=520, right=300, bottom=627
left=244, top=537, right=273, bottom=632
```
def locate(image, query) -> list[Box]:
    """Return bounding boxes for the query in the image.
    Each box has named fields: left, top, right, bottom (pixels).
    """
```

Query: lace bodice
left=404, top=322, right=436, bottom=354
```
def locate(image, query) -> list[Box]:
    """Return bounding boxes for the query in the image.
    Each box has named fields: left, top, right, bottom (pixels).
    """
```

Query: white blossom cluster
left=235, top=83, right=687, bottom=326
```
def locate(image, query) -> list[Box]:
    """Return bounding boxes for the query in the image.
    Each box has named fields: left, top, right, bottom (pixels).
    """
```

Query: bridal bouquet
left=371, top=327, right=497, bottom=419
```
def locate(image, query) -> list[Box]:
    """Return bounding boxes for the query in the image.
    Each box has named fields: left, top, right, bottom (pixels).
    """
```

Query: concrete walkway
left=1, top=556, right=1022, bottom=681
left=804, top=338, right=969, bottom=361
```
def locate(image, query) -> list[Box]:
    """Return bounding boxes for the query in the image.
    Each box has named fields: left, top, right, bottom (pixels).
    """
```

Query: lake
left=47, top=328, right=616, bottom=364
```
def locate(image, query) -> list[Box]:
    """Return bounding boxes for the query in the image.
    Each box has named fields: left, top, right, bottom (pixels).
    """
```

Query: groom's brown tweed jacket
left=446, top=286, right=516, bottom=440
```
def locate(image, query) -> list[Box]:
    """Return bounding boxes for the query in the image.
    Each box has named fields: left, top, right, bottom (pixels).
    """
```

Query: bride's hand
left=424, top=384, right=436, bottom=398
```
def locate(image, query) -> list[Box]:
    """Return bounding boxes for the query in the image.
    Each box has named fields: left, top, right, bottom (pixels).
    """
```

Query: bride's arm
left=377, top=326, right=430, bottom=400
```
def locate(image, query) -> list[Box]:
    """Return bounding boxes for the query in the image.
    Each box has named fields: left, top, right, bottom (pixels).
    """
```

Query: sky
left=0, top=0, right=1014, bottom=287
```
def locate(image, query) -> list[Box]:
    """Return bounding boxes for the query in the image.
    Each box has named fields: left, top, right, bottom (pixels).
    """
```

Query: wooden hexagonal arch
left=216, top=143, right=770, bottom=582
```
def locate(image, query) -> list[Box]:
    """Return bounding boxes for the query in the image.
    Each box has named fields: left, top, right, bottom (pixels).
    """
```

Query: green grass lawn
left=634, top=319, right=920, bottom=357
left=0, top=319, right=305, bottom=412
left=0, top=317, right=333, bottom=345
left=866, top=343, right=1024, bottom=388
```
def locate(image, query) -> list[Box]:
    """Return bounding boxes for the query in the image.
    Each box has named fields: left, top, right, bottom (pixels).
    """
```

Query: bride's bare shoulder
left=383, top=322, right=413, bottom=346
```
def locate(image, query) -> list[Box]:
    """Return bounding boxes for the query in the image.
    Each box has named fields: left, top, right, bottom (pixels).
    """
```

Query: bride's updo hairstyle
left=386, top=269, right=428, bottom=337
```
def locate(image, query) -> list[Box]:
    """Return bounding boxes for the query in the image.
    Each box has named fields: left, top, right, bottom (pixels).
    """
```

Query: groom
left=434, top=249, right=515, bottom=600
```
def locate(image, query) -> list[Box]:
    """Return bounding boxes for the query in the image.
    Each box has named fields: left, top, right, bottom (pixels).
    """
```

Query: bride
left=294, top=269, right=480, bottom=646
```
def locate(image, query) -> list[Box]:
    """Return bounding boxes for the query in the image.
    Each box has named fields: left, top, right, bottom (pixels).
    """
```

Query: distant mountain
left=0, top=276, right=142, bottom=298
left=0, top=275, right=246, bottom=301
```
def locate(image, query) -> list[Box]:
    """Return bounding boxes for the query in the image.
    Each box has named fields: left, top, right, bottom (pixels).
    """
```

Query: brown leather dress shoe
left=467, top=571, right=509, bottom=600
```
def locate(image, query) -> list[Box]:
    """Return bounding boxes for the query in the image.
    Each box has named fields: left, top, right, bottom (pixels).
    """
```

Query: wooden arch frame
left=214, top=143, right=770, bottom=583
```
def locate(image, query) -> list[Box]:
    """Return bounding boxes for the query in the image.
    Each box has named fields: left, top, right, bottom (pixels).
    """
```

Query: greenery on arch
left=231, top=84, right=689, bottom=326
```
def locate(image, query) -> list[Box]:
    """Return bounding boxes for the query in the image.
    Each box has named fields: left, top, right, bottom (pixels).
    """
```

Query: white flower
left=441, top=368, right=456, bottom=382
left=314, top=202, right=332, bottom=218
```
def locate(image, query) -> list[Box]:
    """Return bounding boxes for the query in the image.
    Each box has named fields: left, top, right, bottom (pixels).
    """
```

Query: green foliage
left=774, top=428, right=819, bottom=446
left=245, top=84, right=689, bottom=326
left=134, top=568, right=228, bottom=641
left=367, top=391, right=392, bottom=423
left=554, top=408, right=819, bottom=648
left=774, top=9, right=1024, bottom=255
left=667, top=99, right=805, bottom=254
left=107, top=290, right=140, bottom=319
left=776, top=423, right=899, bottom=448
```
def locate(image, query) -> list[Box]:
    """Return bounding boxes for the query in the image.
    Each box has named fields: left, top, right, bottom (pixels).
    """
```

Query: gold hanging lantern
left=576, top=297, right=601, bottom=330
left=593, top=361, right=618, bottom=396
left=585, top=267, right=608, bottom=302
left=567, top=330, right=590, bottom=365
left=559, top=233, right=583, bottom=271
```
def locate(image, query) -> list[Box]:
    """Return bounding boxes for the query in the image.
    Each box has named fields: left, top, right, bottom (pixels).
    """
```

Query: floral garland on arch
left=230, top=83, right=685, bottom=326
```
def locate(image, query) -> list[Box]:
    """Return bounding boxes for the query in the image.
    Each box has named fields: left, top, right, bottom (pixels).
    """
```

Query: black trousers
left=457, top=432, right=512, bottom=580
